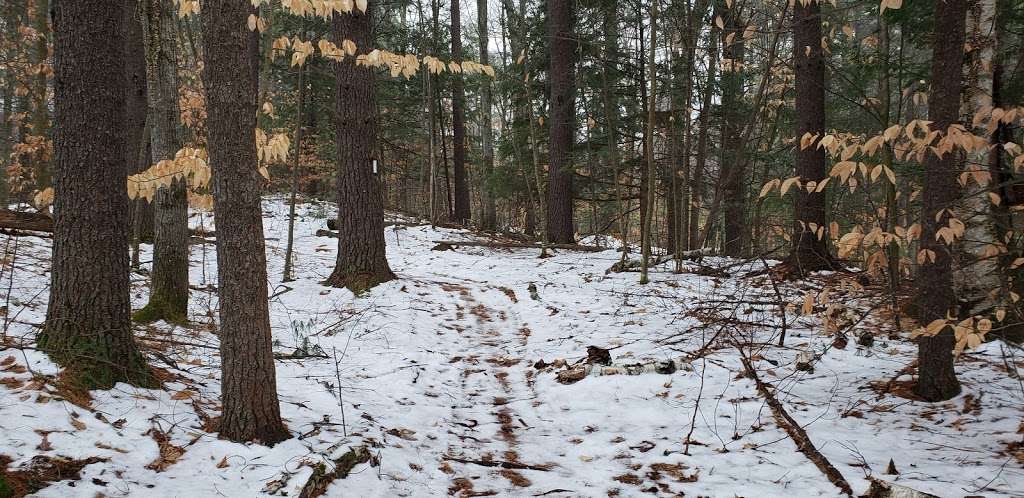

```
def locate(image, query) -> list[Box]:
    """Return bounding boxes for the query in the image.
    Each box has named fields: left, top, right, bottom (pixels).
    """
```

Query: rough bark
left=478, top=0, right=497, bottom=230
left=136, top=0, right=189, bottom=325
left=451, top=0, right=471, bottom=225
left=788, top=0, right=833, bottom=272
left=124, top=0, right=154, bottom=242
left=325, top=0, right=396, bottom=293
left=38, top=0, right=154, bottom=389
left=915, top=0, right=967, bottom=402
left=201, top=0, right=289, bottom=445
left=545, top=0, right=576, bottom=244
left=719, top=2, right=746, bottom=256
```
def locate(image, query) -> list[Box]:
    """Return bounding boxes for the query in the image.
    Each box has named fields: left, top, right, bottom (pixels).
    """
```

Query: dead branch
left=444, top=455, right=553, bottom=472
left=738, top=352, right=854, bottom=496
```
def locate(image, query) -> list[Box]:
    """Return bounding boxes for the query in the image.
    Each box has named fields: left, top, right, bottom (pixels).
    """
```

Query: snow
left=0, top=196, right=1021, bottom=497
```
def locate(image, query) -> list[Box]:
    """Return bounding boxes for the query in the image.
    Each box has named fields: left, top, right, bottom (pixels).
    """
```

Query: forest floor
left=0, top=197, right=1021, bottom=498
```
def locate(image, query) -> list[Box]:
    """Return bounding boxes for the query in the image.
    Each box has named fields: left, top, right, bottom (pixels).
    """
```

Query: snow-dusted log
left=863, top=478, right=939, bottom=498
left=0, top=209, right=53, bottom=232
left=298, top=446, right=372, bottom=498
left=555, top=358, right=679, bottom=384
left=432, top=240, right=607, bottom=252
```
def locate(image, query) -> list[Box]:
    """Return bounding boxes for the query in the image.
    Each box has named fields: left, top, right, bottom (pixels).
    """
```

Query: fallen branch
left=432, top=240, right=606, bottom=252
left=738, top=353, right=853, bottom=496
left=444, top=456, right=553, bottom=472
left=0, top=210, right=53, bottom=232
left=298, top=446, right=373, bottom=498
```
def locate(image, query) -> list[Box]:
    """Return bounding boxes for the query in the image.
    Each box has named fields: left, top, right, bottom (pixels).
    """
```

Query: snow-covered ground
left=0, top=197, right=1021, bottom=497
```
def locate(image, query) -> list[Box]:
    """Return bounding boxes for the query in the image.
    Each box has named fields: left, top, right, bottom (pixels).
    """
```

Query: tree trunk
left=545, top=0, right=576, bottom=244
left=200, top=0, right=289, bottom=445
left=283, top=62, right=306, bottom=282
left=478, top=0, right=497, bottom=230
left=954, top=0, right=1001, bottom=318
left=788, top=0, right=832, bottom=272
left=691, top=18, right=718, bottom=249
left=719, top=2, right=746, bottom=257
left=639, top=0, right=657, bottom=285
left=39, top=0, right=154, bottom=389
left=451, top=0, right=471, bottom=224
left=137, top=0, right=189, bottom=324
left=325, top=0, right=396, bottom=293
left=915, top=0, right=967, bottom=402
left=124, top=0, right=153, bottom=243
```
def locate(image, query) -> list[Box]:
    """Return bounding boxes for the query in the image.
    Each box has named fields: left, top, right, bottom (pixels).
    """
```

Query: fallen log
left=605, top=248, right=713, bottom=273
left=432, top=240, right=606, bottom=252
left=298, top=446, right=372, bottom=498
left=443, top=455, right=553, bottom=472
left=0, top=209, right=53, bottom=232
left=739, top=353, right=853, bottom=496
left=862, top=478, right=938, bottom=498
left=327, top=218, right=428, bottom=230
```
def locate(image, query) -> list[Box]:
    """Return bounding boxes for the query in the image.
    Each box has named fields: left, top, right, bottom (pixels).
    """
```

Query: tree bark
left=545, top=0, right=576, bottom=244
left=691, top=17, right=718, bottom=249
left=39, top=0, right=154, bottom=389
left=124, top=0, right=154, bottom=243
left=325, top=0, right=396, bottom=293
left=451, top=0, right=471, bottom=224
left=283, top=61, right=306, bottom=282
left=718, top=1, right=746, bottom=256
left=915, top=0, right=967, bottom=402
left=954, top=0, right=1001, bottom=318
left=137, top=0, right=189, bottom=324
left=788, top=0, right=833, bottom=272
left=478, top=0, right=497, bottom=230
left=201, top=0, right=289, bottom=445
left=639, top=0, right=657, bottom=285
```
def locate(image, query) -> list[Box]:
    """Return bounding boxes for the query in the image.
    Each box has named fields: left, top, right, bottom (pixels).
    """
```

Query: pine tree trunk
left=39, top=0, right=154, bottom=390
left=719, top=3, right=746, bottom=257
left=124, top=0, right=154, bottom=244
left=478, top=0, right=497, bottom=230
left=545, top=0, right=576, bottom=244
left=325, top=0, right=396, bottom=293
left=915, top=0, right=967, bottom=402
left=200, top=0, right=289, bottom=445
left=788, top=0, right=832, bottom=272
left=137, top=0, right=189, bottom=324
left=451, top=0, right=471, bottom=224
